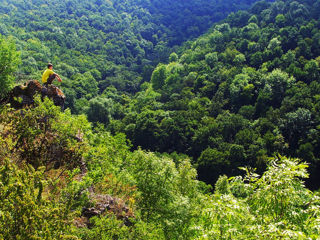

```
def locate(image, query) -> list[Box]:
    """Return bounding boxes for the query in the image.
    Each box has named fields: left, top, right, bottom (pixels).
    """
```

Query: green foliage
left=126, top=150, right=205, bottom=239
left=2, top=1, right=320, bottom=239
left=0, top=160, right=74, bottom=240
left=86, top=97, right=115, bottom=125
left=0, top=0, right=262, bottom=112
left=151, top=64, right=167, bottom=90
left=214, top=175, right=230, bottom=195
left=195, top=157, right=320, bottom=239
left=263, top=69, right=295, bottom=106
left=0, top=97, right=89, bottom=170
left=77, top=214, right=165, bottom=240
left=0, top=96, right=320, bottom=240
left=230, top=73, right=250, bottom=100
left=0, top=35, right=20, bottom=98
left=205, top=52, right=218, bottom=68
left=112, top=0, right=320, bottom=190
left=169, top=52, right=178, bottom=63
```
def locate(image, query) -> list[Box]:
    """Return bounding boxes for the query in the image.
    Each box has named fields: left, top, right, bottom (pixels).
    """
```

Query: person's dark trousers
left=47, top=73, right=57, bottom=85
left=41, top=74, right=55, bottom=101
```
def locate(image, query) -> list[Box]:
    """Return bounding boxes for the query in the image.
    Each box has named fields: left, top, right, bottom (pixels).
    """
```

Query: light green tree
left=151, top=64, right=167, bottom=90
left=0, top=35, right=20, bottom=98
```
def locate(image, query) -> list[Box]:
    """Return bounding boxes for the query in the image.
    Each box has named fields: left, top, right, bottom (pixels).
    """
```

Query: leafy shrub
left=0, top=160, right=75, bottom=240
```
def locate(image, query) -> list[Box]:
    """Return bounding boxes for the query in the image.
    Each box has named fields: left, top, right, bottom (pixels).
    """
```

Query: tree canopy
left=1, top=0, right=320, bottom=238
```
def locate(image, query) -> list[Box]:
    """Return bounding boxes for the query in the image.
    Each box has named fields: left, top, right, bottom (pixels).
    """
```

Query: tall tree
left=0, top=35, right=20, bottom=98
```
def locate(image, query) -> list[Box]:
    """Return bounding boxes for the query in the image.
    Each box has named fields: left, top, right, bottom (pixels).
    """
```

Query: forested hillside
left=1, top=97, right=319, bottom=239
left=107, top=0, right=320, bottom=189
left=0, top=0, right=265, bottom=113
left=1, top=0, right=320, bottom=239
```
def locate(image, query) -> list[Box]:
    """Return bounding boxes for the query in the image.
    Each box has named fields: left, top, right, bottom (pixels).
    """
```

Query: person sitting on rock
left=42, top=63, right=62, bottom=87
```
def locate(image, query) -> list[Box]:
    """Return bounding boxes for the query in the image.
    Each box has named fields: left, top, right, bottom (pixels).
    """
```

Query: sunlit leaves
left=0, top=35, right=20, bottom=98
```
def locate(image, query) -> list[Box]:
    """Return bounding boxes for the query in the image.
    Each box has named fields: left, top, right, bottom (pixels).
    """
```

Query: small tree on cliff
left=0, top=35, right=20, bottom=98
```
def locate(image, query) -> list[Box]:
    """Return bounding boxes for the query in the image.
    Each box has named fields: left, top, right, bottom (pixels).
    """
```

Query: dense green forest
left=1, top=98, right=319, bottom=239
left=1, top=0, right=320, bottom=239
left=0, top=0, right=264, bottom=113
left=107, top=0, right=320, bottom=189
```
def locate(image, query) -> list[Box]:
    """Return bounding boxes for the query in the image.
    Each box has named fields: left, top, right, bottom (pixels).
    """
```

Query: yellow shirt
left=42, top=69, right=54, bottom=83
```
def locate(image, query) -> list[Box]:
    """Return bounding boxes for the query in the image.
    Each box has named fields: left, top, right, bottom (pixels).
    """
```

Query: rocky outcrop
left=1, top=80, right=65, bottom=109
left=77, top=194, right=134, bottom=228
